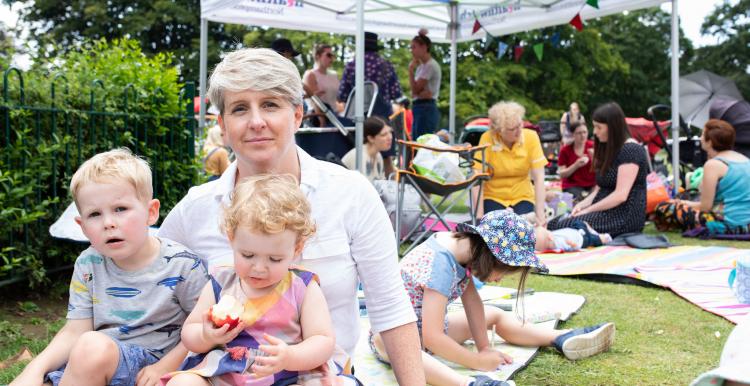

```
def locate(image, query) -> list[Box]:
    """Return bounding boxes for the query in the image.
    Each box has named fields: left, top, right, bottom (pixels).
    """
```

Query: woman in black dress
left=548, top=102, right=648, bottom=236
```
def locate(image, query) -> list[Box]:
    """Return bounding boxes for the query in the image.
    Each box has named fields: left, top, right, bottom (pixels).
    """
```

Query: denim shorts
left=45, top=337, right=159, bottom=386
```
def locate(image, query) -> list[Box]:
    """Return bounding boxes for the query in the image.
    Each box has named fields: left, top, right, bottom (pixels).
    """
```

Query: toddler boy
left=535, top=219, right=612, bottom=252
left=10, top=148, right=208, bottom=386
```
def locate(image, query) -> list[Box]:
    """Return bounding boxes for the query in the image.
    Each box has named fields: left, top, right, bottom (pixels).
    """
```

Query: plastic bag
left=412, top=134, right=466, bottom=184
left=646, top=172, right=670, bottom=214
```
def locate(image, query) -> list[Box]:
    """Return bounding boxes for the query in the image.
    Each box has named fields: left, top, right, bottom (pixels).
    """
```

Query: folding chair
left=395, top=139, right=491, bottom=255
left=342, top=81, right=379, bottom=121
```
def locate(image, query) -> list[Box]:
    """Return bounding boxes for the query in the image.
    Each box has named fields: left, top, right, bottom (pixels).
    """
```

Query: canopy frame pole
left=671, top=0, right=680, bottom=194
left=355, top=0, right=365, bottom=172
left=448, top=1, right=458, bottom=144
left=199, top=17, right=208, bottom=132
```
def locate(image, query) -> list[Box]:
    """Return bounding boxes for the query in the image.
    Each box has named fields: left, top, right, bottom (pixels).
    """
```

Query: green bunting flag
left=586, top=0, right=599, bottom=9
left=533, top=43, right=544, bottom=61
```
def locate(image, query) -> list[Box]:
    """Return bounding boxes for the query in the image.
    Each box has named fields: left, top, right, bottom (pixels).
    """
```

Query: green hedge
left=1, top=38, right=201, bottom=287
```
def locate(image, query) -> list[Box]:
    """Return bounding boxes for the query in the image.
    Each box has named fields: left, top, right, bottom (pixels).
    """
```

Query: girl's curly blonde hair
left=221, top=174, right=316, bottom=242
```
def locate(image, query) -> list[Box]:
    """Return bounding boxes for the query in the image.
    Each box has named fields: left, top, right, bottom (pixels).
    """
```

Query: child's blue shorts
left=45, top=336, right=159, bottom=386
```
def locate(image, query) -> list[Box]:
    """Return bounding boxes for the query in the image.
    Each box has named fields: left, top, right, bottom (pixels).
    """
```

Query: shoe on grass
left=468, top=375, right=515, bottom=386
left=552, top=322, right=615, bottom=360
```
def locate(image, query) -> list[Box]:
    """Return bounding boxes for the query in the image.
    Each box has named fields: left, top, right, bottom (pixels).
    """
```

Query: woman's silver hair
left=208, top=48, right=303, bottom=114
left=488, top=101, right=525, bottom=131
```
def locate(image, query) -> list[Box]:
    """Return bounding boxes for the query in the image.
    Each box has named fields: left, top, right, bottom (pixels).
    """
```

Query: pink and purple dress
left=163, top=266, right=353, bottom=386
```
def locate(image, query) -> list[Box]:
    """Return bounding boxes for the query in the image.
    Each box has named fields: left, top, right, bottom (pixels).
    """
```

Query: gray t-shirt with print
left=66, top=237, right=209, bottom=358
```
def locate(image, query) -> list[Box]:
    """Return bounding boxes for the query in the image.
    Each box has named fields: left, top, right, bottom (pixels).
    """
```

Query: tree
left=689, top=0, right=750, bottom=98
left=15, top=0, right=246, bottom=83
left=587, top=8, right=694, bottom=117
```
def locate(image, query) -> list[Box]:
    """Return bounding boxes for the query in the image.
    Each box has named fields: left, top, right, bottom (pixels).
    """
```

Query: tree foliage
left=15, top=1, right=743, bottom=123
left=14, top=0, right=246, bottom=82
left=689, top=0, right=750, bottom=98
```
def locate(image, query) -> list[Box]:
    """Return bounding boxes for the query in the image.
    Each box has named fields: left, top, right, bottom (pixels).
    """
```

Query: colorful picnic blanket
left=354, top=286, right=586, bottom=384
left=538, top=245, right=749, bottom=323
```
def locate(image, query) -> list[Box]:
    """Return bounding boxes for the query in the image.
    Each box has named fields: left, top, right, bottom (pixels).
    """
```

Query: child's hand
left=252, top=334, right=290, bottom=378
left=200, top=310, right=245, bottom=346
left=475, top=348, right=513, bottom=371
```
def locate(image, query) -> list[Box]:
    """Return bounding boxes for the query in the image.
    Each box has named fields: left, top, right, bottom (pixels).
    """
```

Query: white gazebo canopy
left=199, top=0, right=681, bottom=188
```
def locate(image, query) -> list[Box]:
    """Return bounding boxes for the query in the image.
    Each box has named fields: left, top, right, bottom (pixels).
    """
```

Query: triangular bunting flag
left=586, top=0, right=599, bottom=9
left=514, top=46, right=524, bottom=62
left=472, top=19, right=482, bottom=34
left=570, top=13, right=584, bottom=31
left=497, top=41, right=509, bottom=59
left=551, top=31, right=561, bottom=47
left=533, top=43, right=544, bottom=61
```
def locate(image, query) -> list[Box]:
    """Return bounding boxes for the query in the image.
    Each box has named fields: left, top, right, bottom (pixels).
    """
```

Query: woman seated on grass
left=557, top=121, right=596, bottom=201
left=654, top=119, right=750, bottom=234
left=341, top=116, right=393, bottom=182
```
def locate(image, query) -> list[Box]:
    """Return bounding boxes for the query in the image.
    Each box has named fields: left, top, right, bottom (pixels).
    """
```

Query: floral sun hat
left=456, top=210, right=549, bottom=273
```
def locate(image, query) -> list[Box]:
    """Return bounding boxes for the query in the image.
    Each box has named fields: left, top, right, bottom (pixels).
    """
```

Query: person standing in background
left=409, top=29, right=441, bottom=141
left=303, top=44, right=340, bottom=126
left=338, top=31, right=403, bottom=177
left=560, top=102, right=586, bottom=145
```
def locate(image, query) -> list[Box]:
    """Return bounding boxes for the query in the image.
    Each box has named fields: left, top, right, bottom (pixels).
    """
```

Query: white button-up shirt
left=158, top=147, right=416, bottom=355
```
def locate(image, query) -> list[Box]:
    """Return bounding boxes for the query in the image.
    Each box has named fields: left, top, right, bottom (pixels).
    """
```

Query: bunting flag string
left=469, top=0, right=596, bottom=63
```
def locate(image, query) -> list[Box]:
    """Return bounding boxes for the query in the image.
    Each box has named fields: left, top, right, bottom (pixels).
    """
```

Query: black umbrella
left=711, top=96, right=750, bottom=157
left=680, top=70, right=744, bottom=129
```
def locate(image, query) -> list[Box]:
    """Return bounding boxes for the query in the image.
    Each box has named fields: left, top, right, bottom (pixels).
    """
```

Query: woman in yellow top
left=472, top=101, right=548, bottom=225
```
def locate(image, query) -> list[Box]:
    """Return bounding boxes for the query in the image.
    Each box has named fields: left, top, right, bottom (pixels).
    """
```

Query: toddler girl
left=164, top=174, right=352, bottom=386
left=372, top=210, right=616, bottom=386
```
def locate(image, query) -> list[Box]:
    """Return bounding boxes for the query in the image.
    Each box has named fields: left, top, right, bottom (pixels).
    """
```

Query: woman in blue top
left=654, top=119, right=750, bottom=234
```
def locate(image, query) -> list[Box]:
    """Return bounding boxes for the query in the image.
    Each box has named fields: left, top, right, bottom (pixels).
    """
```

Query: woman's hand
left=570, top=201, right=590, bottom=217
left=474, top=348, right=513, bottom=371
left=200, top=311, right=245, bottom=346
left=409, top=58, right=419, bottom=73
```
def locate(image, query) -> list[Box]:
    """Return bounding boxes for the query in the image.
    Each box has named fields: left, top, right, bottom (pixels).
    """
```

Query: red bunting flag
left=569, top=13, right=584, bottom=31
left=472, top=19, right=481, bottom=34
left=514, top=46, right=524, bottom=62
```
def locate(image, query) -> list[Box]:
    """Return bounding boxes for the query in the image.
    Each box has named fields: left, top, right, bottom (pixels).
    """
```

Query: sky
left=0, top=1, right=735, bottom=69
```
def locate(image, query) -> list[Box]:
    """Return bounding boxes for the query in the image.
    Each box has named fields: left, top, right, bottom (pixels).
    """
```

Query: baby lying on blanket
left=535, top=219, right=612, bottom=252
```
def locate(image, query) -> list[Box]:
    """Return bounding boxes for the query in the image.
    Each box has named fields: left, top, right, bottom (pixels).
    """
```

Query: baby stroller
left=710, top=97, right=750, bottom=158
left=459, top=115, right=491, bottom=146
left=644, top=104, right=705, bottom=189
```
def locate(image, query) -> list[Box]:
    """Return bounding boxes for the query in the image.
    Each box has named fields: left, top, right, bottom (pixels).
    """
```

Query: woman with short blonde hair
left=472, top=101, right=548, bottom=225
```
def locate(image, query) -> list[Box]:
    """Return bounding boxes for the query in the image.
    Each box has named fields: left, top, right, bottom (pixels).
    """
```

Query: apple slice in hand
left=209, top=294, right=244, bottom=329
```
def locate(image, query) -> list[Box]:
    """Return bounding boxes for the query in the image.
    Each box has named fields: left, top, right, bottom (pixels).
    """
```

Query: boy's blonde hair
left=221, top=174, right=315, bottom=241
left=69, top=148, right=153, bottom=206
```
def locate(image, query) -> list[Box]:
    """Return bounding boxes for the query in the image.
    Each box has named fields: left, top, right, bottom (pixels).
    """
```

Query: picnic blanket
left=538, top=245, right=749, bottom=323
left=354, top=286, right=586, bottom=384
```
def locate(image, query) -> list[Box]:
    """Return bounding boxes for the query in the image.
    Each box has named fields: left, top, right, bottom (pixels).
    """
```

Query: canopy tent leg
left=671, top=0, right=680, bottom=194
left=448, top=2, right=458, bottom=144
left=199, top=17, right=208, bottom=133
left=355, top=0, right=365, bottom=172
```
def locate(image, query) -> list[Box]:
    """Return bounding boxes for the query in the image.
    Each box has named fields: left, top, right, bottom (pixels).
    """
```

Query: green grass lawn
left=0, top=224, right=745, bottom=385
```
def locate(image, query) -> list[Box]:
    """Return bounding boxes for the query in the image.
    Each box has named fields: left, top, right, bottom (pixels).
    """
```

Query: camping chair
left=342, top=81, right=379, bottom=121
left=395, top=139, right=491, bottom=255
